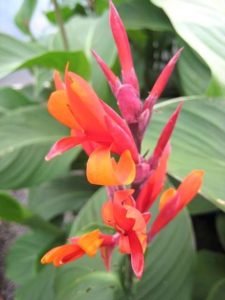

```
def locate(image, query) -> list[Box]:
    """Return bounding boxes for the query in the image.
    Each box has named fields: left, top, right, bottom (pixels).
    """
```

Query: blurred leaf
left=15, top=266, right=56, bottom=300
left=118, top=0, right=171, bottom=31
left=6, top=231, right=57, bottom=285
left=55, top=270, right=125, bottom=300
left=0, top=105, right=79, bottom=188
left=207, top=278, right=225, bottom=300
left=45, top=6, right=75, bottom=24
left=177, top=42, right=211, bottom=95
left=0, top=192, right=31, bottom=222
left=14, top=0, right=37, bottom=35
left=188, top=195, right=217, bottom=215
left=29, top=174, right=96, bottom=220
left=143, top=97, right=225, bottom=211
left=193, top=250, right=225, bottom=300
left=132, top=209, right=195, bottom=300
left=152, top=0, right=225, bottom=95
left=0, top=33, right=90, bottom=79
left=216, top=214, right=225, bottom=250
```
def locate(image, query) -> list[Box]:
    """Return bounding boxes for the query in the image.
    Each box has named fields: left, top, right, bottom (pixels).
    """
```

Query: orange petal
left=77, top=230, right=103, bottom=257
left=48, top=90, right=82, bottom=130
left=86, top=147, right=136, bottom=186
left=159, top=188, right=177, bottom=211
left=177, top=170, right=204, bottom=208
left=102, top=201, right=115, bottom=227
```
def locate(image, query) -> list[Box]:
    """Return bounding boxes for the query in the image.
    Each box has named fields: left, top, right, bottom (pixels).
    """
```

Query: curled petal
left=86, top=147, right=136, bottom=186
left=159, top=188, right=176, bottom=211
left=102, top=201, right=115, bottom=227
left=109, top=0, right=139, bottom=93
left=45, top=136, right=86, bottom=161
left=77, top=229, right=103, bottom=257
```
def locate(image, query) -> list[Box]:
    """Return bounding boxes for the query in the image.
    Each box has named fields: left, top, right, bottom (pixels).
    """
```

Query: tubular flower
left=41, top=229, right=115, bottom=268
left=42, top=0, right=206, bottom=283
left=102, top=190, right=151, bottom=278
left=149, top=170, right=204, bottom=240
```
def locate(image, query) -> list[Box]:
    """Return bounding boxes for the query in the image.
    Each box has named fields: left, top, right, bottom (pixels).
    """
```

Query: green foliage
left=14, top=0, right=37, bottom=35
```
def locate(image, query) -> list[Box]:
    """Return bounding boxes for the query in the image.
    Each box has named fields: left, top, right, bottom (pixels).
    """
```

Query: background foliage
left=0, top=0, right=225, bottom=299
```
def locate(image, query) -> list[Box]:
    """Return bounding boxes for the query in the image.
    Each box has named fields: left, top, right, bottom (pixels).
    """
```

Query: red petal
left=53, top=70, right=65, bottom=90
left=144, top=48, right=183, bottom=111
left=92, top=50, right=121, bottom=94
left=109, top=0, right=139, bottom=93
left=136, top=144, right=170, bottom=212
left=150, top=103, right=182, bottom=168
left=128, top=231, right=144, bottom=279
left=45, top=136, right=85, bottom=160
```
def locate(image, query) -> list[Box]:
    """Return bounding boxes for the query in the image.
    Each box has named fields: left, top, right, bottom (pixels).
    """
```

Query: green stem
left=52, top=0, right=69, bottom=51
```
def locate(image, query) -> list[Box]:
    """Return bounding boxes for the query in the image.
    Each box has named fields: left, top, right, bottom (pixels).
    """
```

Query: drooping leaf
left=14, top=0, right=37, bottom=35
left=143, top=97, right=225, bottom=211
left=0, top=33, right=90, bottom=79
left=29, top=174, right=96, bottom=220
left=152, top=0, right=225, bottom=95
left=192, top=251, right=225, bottom=300
left=0, top=105, right=79, bottom=188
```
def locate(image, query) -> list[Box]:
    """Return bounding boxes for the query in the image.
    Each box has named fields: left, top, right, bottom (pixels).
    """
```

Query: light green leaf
left=207, top=278, right=225, bottom=300
left=29, top=174, right=96, bottom=220
left=0, top=33, right=90, bottom=79
left=14, top=0, right=37, bottom=35
left=143, top=97, right=225, bottom=211
left=193, top=250, right=225, bottom=300
left=177, top=42, right=211, bottom=95
left=0, top=105, right=79, bottom=188
left=151, top=0, right=225, bottom=95
left=132, top=209, right=194, bottom=300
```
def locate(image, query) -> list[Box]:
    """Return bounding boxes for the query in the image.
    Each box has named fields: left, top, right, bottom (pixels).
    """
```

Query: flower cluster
left=41, top=1, right=204, bottom=279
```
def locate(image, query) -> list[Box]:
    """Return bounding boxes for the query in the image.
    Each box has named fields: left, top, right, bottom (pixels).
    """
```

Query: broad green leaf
left=207, top=278, right=225, bottom=300
left=177, top=42, right=211, bottom=95
left=55, top=270, right=124, bottom=300
left=0, top=33, right=90, bottom=79
left=0, top=192, right=31, bottom=222
left=132, top=209, right=194, bottom=300
left=15, top=266, right=55, bottom=300
left=192, top=251, right=225, bottom=300
left=118, top=0, right=171, bottom=31
left=152, top=0, right=225, bottom=95
left=0, top=105, right=79, bottom=188
left=14, top=0, right=37, bottom=35
left=0, top=87, right=33, bottom=114
left=6, top=231, right=57, bottom=285
left=143, top=97, right=225, bottom=211
left=29, top=174, right=96, bottom=220
left=216, top=214, right=225, bottom=250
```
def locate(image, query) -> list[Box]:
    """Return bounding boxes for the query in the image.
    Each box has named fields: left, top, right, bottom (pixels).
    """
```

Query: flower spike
left=109, top=0, right=139, bottom=94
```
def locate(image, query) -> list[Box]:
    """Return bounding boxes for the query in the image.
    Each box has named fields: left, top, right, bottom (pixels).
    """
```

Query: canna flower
left=41, top=229, right=116, bottom=268
left=149, top=170, right=204, bottom=240
left=46, top=67, right=138, bottom=185
left=102, top=189, right=151, bottom=278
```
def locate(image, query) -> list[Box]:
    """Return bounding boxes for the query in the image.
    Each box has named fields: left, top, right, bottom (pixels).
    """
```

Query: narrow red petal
left=149, top=103, right=182, bottom=169
left=128, top=231, right=144, bottom=279
left=92, top=50, right=121, bottom=94
left=109, top=0, right=139, bottom=93
left=144, top=48, right=183, bottom=111
left=45, top=136, right=85, bottom=160
left=53, top=70, right=65, bottom=90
